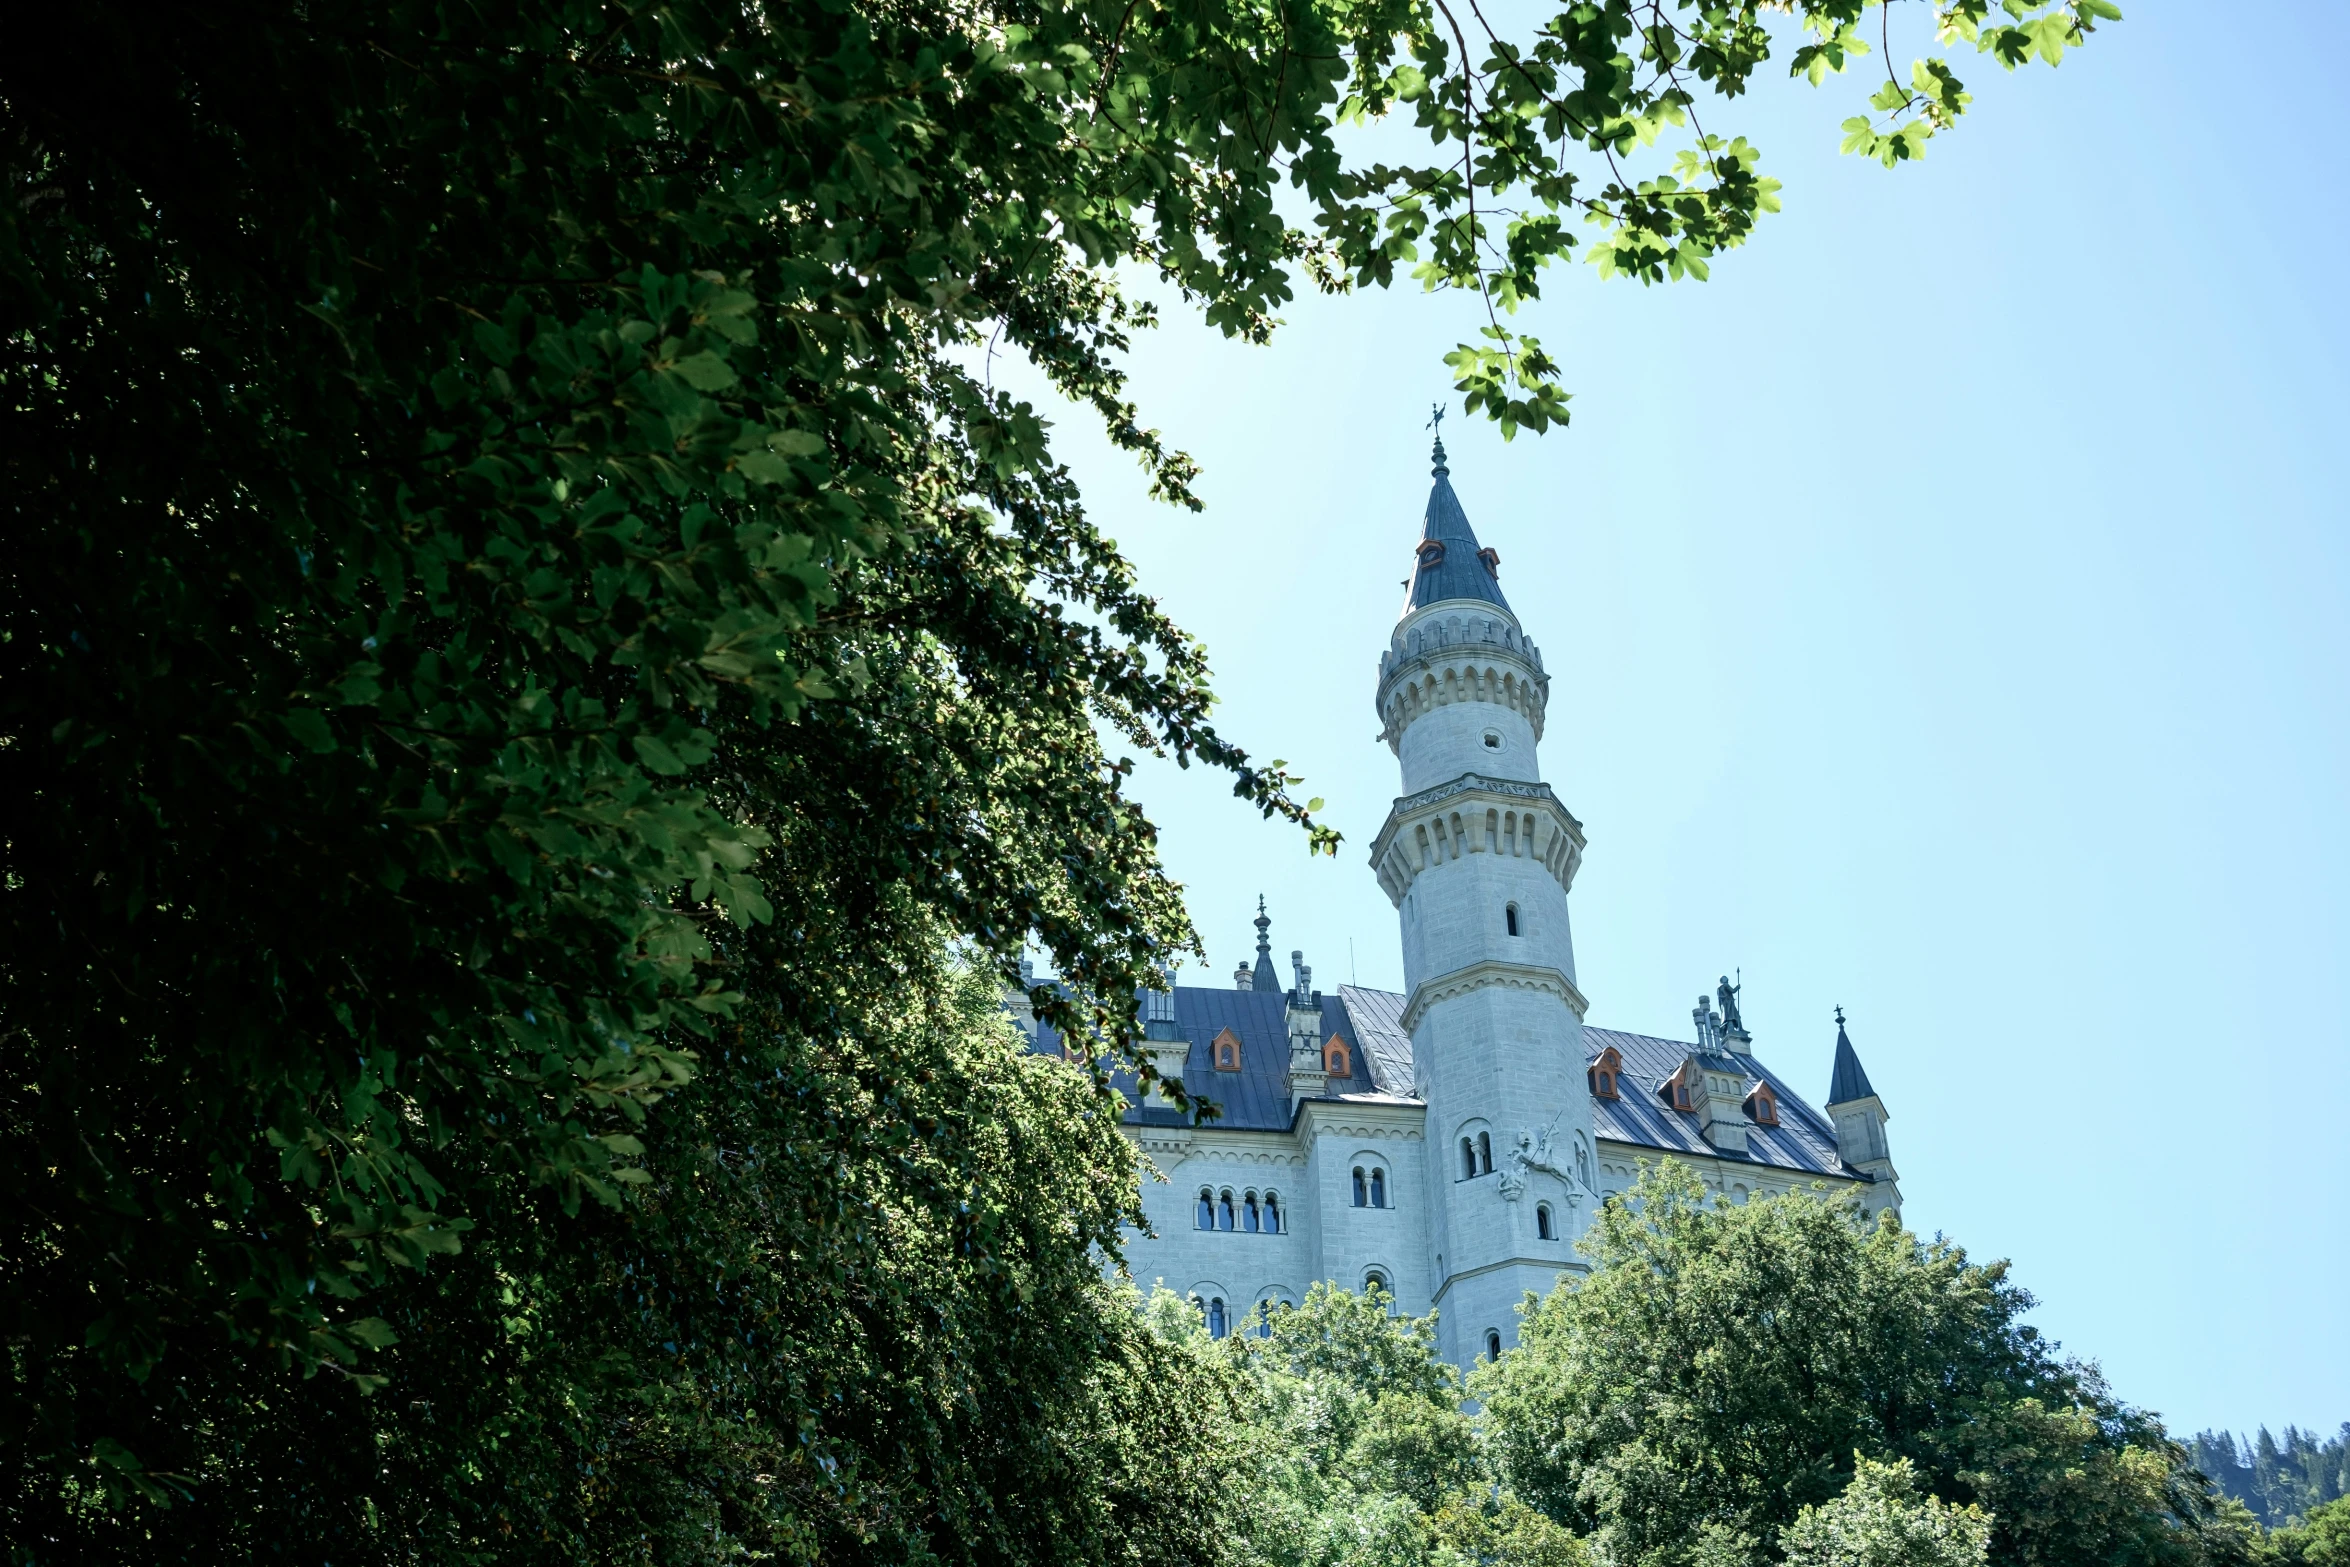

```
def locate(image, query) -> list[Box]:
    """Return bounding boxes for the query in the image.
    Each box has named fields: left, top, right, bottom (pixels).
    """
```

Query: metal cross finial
left=1427, top=402, right=1445, bottom=433
left=1834, top=1004, right=1846, bottom=1028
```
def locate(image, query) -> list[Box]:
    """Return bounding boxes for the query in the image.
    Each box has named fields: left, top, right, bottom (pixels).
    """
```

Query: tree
left=1199, top=1282, right=1583, bottom=1567
left=1479, top=1167, right=2239, bottom=1567
left=2258, top=1498, right=2350, bottom=1567
left=1780, top=1457, right=1992, bottom=1567
left=2, top=0, right=2113, bottom=1546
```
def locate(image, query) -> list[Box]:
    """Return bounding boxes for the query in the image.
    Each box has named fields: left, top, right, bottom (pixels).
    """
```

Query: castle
left=1024, top=434, right=1899, bottom=1367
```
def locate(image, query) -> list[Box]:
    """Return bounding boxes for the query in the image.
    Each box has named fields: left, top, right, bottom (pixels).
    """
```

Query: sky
left=991, top=4, right=2350, bottom=1439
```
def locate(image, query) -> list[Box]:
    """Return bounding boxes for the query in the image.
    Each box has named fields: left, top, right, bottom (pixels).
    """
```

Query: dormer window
left=1323, top=1035, right=1352, bottom=1078
left=1587, top=1046, right=1623, bottom=1101
left=1212, top=1028, right=1241, bottom=1072
left=1664, top=1063, right=1694, bottom=1113
left=1416, top=540, right=1447, bottom=568
left=1745, top=1081, right=1780, bottom=1127
left=1478, top=546, right=1501, bottom=578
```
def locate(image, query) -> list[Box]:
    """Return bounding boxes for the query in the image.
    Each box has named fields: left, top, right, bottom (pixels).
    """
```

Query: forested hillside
left=2193, top=1427, right=2350, bottom=1530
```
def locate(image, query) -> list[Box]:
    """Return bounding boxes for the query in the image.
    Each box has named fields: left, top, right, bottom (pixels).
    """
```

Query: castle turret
left=1824, top=1007, right=1901, bottom=1218
left=1367, top=426, right=1595, bottom=1365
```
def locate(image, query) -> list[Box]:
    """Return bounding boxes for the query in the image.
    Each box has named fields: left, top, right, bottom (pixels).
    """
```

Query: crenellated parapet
left=1374, top=606, right=1550, bottom=751
left=1367, top=772, right=1586, bottom=909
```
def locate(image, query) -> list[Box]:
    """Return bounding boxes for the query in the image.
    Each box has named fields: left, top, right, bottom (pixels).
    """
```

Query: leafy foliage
left=1169, top=1282, right=1582, bottom=1567
left=1780, top=1456, right=1992, bottom=1567
left=14, top=958, right=1253, bottom=1562
left=0, top=0, right=2111, bottom=1549
left=1479, top=1167, right=2239, bottom=1567
left=2254, top=1498, right=2350, bottom=1567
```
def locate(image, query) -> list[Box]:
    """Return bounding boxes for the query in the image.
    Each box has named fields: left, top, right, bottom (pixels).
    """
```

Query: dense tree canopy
left=2, top=0, right=2115, bottom=1553
left=1478, top=1170, right=2241, bottom=1567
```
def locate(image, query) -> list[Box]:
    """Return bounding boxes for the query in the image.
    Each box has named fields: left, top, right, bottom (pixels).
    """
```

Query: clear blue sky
left=998, top=5, right=2349, bottom=1438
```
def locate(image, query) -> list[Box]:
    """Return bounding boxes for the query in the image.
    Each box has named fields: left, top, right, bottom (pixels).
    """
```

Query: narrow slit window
left=1505, top=902, right=1520, bottom=937
left=1536, top=1204, right=1554, bottom=1241
left=1485, top=1330, right=1502, bottom=1362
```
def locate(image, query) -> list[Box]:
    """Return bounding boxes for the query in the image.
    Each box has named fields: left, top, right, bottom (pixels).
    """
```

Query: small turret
left=1139, top=967, right=1187, bottom=1105
left=1824, top=1007, right=1900, bottom=1217
left=1283, top=946, right=1327, bottom=1111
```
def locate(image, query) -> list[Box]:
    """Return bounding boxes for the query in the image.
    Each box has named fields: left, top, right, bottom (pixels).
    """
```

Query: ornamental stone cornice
left=1399, top=958, right=1590, bottom=1035
left=1369, top=773, right=1587, bottom=907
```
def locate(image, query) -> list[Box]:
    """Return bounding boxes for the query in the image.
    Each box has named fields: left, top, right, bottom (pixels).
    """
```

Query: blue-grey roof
left=1404, top=441, right=1512, bottom=615
left=1827, top=1019, right=1876, bottom=1105
left=1029, top=986, right=1857, bottom=1179
left=1584, top=1026, right=1849, bottom=1179
left=1034, top=985, right=1389, bottom=1132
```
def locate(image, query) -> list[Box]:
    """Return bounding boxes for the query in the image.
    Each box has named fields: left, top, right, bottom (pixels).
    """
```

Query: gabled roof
left=1030, top=984, right=1858, bottom=1179
left=1404, top=440, right=1512, bottom=616
left=1827, top=1017, right=1877, bottom=1105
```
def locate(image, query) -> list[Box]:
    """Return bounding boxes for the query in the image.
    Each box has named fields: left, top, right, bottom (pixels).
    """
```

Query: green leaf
left=633, top=734, right=689, bottom=775
left=669, top=350, right=739, bottom=391
left=281, top=709, right=336, bottom=753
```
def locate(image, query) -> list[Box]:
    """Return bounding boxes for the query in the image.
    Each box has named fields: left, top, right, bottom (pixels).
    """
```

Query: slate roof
left=1404, top=440, right=1512, bottom=615
left=1583, top=1025, right=1848, bottom=1179
left=1031, top=982, right=1862, bottom=1179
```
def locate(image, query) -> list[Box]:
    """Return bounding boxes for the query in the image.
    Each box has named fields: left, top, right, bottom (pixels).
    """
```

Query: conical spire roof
left=1403, top=432, right=1511, bottom=616
left=1826, top=1008, right=1877, bottom=1104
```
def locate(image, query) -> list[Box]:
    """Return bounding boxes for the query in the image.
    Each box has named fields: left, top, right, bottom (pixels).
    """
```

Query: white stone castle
left=1023, top=433, right=1900, bottom=1368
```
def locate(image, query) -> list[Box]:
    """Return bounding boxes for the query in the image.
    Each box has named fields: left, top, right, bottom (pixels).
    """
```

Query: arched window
left=1485, top=1330, right=1502, bottom=1362
left=1370, top=1168, right=1387, bottom=1209
left=1461, top=1138, right=1477, bottom=1180
left=1208, top=1298, right=1228, bottom=1338
left=1536, top=1203, right=1554, bottom=1241
left=1254, top=1307, right=1274, bottom=1339
left=1263, top=1193, right=1282, bottom=1233
left=1212, top=1028, right=1242, bottom=1072
left=1243, top=1194, right=1260, bottom=1232
left=1197, top=1189, right=1214, bottom=1229
left=1477, top=1131, right=1493, bottom=1175
left=1219, top=1191, right=1236, bottom=1230
left=1323, top=1036, right=1352, bottom=1078
left=1505, top=902, right=1520, bottom=936
left=1365, top=1271, right=1387, bottom=1299
left=1352, top=1166, right=1368, bottom=1207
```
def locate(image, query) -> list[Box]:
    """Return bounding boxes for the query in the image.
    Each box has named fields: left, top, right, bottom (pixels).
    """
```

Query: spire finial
left=1427, top=402, right=1449, bottom=475
left=1249, top=896, right=1282, bottom=992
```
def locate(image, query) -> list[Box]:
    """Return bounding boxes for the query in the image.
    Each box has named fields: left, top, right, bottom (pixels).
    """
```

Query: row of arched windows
left=1197, top=1294, right=1295, bottom=1339
left=1196, top=1187, right=1282, bottom=1233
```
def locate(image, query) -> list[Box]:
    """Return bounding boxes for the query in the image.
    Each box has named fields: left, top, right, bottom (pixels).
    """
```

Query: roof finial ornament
left=1426, top=401, right=1449, bottom=476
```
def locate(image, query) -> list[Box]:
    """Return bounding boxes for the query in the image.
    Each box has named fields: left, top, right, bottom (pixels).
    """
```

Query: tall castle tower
left=1367, top=430, right=1598, bottom=1365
